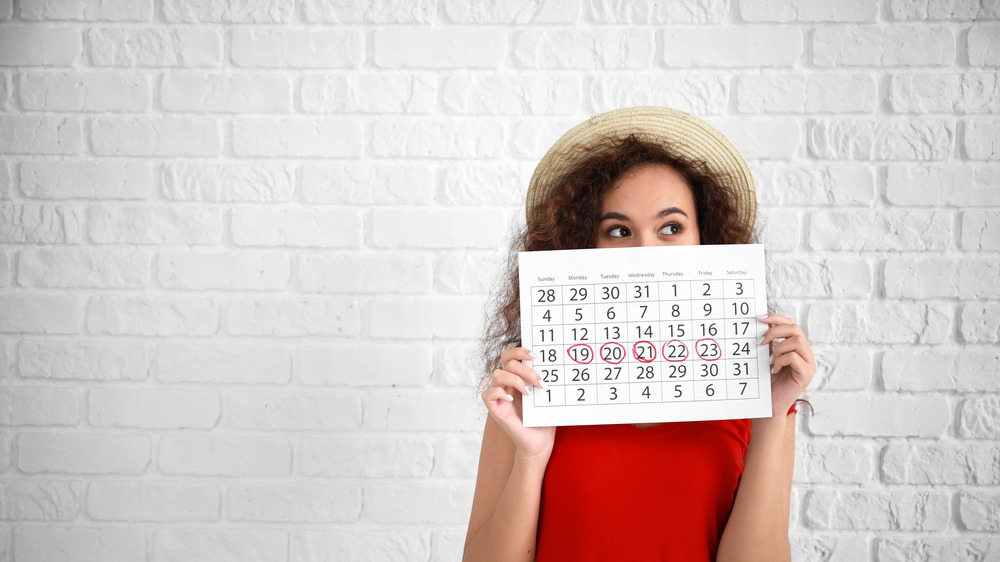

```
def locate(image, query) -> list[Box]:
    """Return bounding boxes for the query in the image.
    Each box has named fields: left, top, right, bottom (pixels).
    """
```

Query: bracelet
left=786, top=403, right=798, bottom=416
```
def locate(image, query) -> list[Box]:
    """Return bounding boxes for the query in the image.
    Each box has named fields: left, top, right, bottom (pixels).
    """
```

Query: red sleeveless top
left=535, top=419, right=751, bottom=561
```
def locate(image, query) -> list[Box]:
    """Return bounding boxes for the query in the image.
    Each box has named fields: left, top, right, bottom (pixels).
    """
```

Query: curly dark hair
left=478, top=135, right=757, bottom=388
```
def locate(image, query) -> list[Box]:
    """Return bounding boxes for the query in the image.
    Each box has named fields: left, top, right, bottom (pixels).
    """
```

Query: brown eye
left=660, top=224, right=680, bottom=236
left=608, top=226, right=630, bottom=238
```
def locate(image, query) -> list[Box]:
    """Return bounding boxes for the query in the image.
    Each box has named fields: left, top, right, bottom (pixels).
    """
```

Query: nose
left=634, top=231, right=658, bottom=247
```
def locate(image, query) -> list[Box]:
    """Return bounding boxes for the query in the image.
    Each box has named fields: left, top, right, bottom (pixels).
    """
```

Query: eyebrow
left=598, top=207, right=689, bottom=222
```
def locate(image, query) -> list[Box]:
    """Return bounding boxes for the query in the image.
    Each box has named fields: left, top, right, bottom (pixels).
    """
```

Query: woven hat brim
left=526, top=106, right=756, bottom=237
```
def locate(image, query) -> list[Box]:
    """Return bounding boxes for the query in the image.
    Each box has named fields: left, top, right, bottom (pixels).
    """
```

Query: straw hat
left=525, top=106, right=757, bottom=236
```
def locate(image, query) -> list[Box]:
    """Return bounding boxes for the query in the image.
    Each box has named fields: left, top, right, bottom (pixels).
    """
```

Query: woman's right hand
left=481, top=347, right=556, bottom=461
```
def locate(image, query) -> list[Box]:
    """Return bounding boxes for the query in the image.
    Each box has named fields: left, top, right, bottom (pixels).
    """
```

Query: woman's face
left=595, top=163, right=700, bottom=248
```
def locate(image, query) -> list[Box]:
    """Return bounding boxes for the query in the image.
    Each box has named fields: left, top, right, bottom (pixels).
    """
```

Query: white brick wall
left=0, top=1, right=996, bottom=560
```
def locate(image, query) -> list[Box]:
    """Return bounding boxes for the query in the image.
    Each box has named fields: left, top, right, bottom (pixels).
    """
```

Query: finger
left=492, top=369, right=533, bottom=396
left=771, top=351, right=812, bottom=379
left=770, top=334, right=811, bottom=359
left=500, top=347, right=535, bottom=366
left=758, top=313, right=796, bottom=326
left=759, top=323, right=804, bottom=345
left=503, top=359, right=545, bottom=389
left=481, top=386, right=515, bottom=408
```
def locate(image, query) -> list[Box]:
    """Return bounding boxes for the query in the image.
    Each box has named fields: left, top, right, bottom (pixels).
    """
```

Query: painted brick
left=432, top=530, right=466, bottom=562
left=960, top=492, right=1000, bottom=531
left=969, top=24, right=1000, bottom=66
left=0, top=26, right=81, bottom=66
left=440, top=163, right=531, bottom=206
left=442, top=74, right=580, bottom=115
left=0, top=250, right=8, bottom=287
left=962, top=210, right=1000, bottom=251
left=0, top=386, right=79, bottom=426
left=0, top=294, right=80, bottom=334
left=372, top=118, right=504, bottom=158
left=590, top=74, right=729, bottom=115
left=883, top=443, right=1000, bottom=485
left=300, top=436, right=434, bottom=477
left=806, top=394, right=950, bottom=437
left=0, top=480, right=82, bottom=521
left=809, top=118, right=954, bottom=159
left=366, top=482, right=472, bottom=524
left=790, top=536, right=869, bottom=562
left=663, top=27, right=803, bottom=67
left=809, top=210, right=951, bottom=251
left=156, top=343, right=291, bottom=385
left=231, top=206, right=363, bottom=248
left=21, top=160, right=153, bottom=200
left=92, top=117, right=221, bottom=157
left=447, top=0, right=577, bottom=22
left=961, top=303, right=1000, bottom=343
left=21, top=0, right=151, bottom=20
left=154, top=529, right=287, bottom=562
left=740, top=0, right=877, bottom=21
left=435, top=434, right=482, bottom=477
left=0, top=160, right=10, bottom=199
left=18, top=247, right=151, bottom=288
left=811, top=347, right=873, bottom=390
left=20, top=71, right=150, bottom=111
left=158, top=250, right=290, bottom=291
left=301, top=73, right=435, bottom=113
left=372, top=208, right=505, bottom=249
left=886, top=164, right=1000, bottom=205
left=162, top=73, right=291, bottom=113
left=88, top=204, right=223, bottom=245
left=890, top=72, right=1000, bottom=113
left=162, top=162, right=294, bottom=203
left=737, top=73, right=877, bottom=113
left=891, top=0, right=1000, bottom=20
left=13, top=527, right=147, bottom=562
left=291, top=530, right=431, bottom=562
left=365, top=389, right=482, bottom=431
left=770, top=257, right=872, bottom=298
left=0, top=203, right=84, bottom=244
left=508, top=117, right=580, bottom=159
left=226, top=390, right=361, bottom=431
left=87, top=481, right=219, bottom=521
left=794, top=441, right=875, bottom=484
left=375, top=29, right=505, bottom=68
left=87, top=295, right=218, bottom=336
left=808, top=302, right=951, bottom=344
left=88, top=28, right=220, bottom=67
left=225, top=297, right=360, bottom=337
left=813, top=25, right=956, bottom=66
left=232, top=29, right=363, bottom=68
left=299, top=343, right=433, bottom=387
left=158, top=436, right=291, bottom=476
left=0, top=116, right=82, bottom=155
left=297, top=252, right=432, bottom=294
left=19, top=339, right=150, bottom=381
left=370, top=296, right=485, bottom=339
left=228, top=483, right=361, bottom=522
left=301, top=162, right=434, bottom=205
left=710, top=117, right=801, bottom=159
left=303, top=0, right=435, bottom=22
left=89, top=388, right=219, bottom=429
left=588, top=0, right=726, bottom=23
left=756, top=164, right=874, bottom=205
left=960, top=397, right=1000, bottom=439
left=885, top=258, right=1000, bottom=298
left=513, top=29, right=654, bottom=69
left=878, top=538, right=1000, bottom=562
left=435, top=251, right=501, bottom=295
left=757, top=208, right=802, bottom=252
left=18, top=432, right=149, bottom=474
left=965, top=119, right=1000, bottom=159
left=437, top=342, right=485, bottom=388
left=883, top=349, right=1000, bottom=392
left=232, top=117, right=362, bottom=157
left=162, top=0, right=293, bottom=22
left=806, top=489, right=950, bottom=531
left=0, top=432, right=8, bottom=471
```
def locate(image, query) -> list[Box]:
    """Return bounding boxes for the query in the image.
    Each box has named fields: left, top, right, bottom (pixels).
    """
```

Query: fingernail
left=757, top=314, right=769, bottom=321
left=536, top=380, right=545, bottom=390
left=758, top=337, right=767, bottom=345
left=506, top=393, right=514, bottom=401
left=770, top=365, right=778, bottom=374
left=524, top=386, right=533, bottom=396
left=527, top=350, right=538, bottom=359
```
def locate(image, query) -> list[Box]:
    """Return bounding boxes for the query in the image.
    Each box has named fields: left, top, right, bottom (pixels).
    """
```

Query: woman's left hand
left=759, top=314, right=815, bottom=417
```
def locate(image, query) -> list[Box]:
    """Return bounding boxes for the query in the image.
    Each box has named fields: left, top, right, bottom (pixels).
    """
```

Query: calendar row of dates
left=535, top=359, right=759, bottom=386
left=529, top=338, right=760, bottom=365
left=532, top=378, right=760, bottom=407
left=532, top=318, right=758, bottom=345
left=532, top=300, right=757, bottom=324
left=531, top=280, right=755, bottom=304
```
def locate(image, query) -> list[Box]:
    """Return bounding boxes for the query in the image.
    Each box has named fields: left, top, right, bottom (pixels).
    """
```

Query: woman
left=463, top=107, right=815, bottom=561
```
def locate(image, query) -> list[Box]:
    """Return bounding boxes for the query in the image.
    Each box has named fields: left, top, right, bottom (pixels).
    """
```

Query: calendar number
left=700, top=363, right=719, bottom=377
left=540, top=368, right=559, bottom=383
left=603, top=366, right=622, bottom=381
left=635, top=365, right=654, bottom=380
left=571, top=368, right=591, bottom=382
left=634, top=284, right=649, bottom=298
left=602, top=286, right=619, bottom=300
left=600, top=342, right=625, bottom=364
left=567, top=344, right=593, bottom=364
left=666, top=364, right=687, bottom=378
left=537, top=289, right=555, bottom=303
left=569, top=287, right=588, bottom=301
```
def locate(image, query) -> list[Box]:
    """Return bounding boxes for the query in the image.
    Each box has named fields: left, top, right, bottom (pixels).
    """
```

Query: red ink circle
left=632, top=340, right=656, bottom=363
left=566, top=343, right=594, bottom=364
left=598, top=342, right=625, bottom=364
left=661, top=339, right=689, bottom=362
left=695, top=338, right=721, bottom=361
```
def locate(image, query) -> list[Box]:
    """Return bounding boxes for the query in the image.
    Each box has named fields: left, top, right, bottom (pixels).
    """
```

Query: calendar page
left=518, top=244, right=772, bottom=427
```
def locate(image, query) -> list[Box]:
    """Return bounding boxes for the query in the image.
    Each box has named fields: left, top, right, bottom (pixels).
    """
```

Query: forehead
left=602, top=164, right=695, bottom=209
